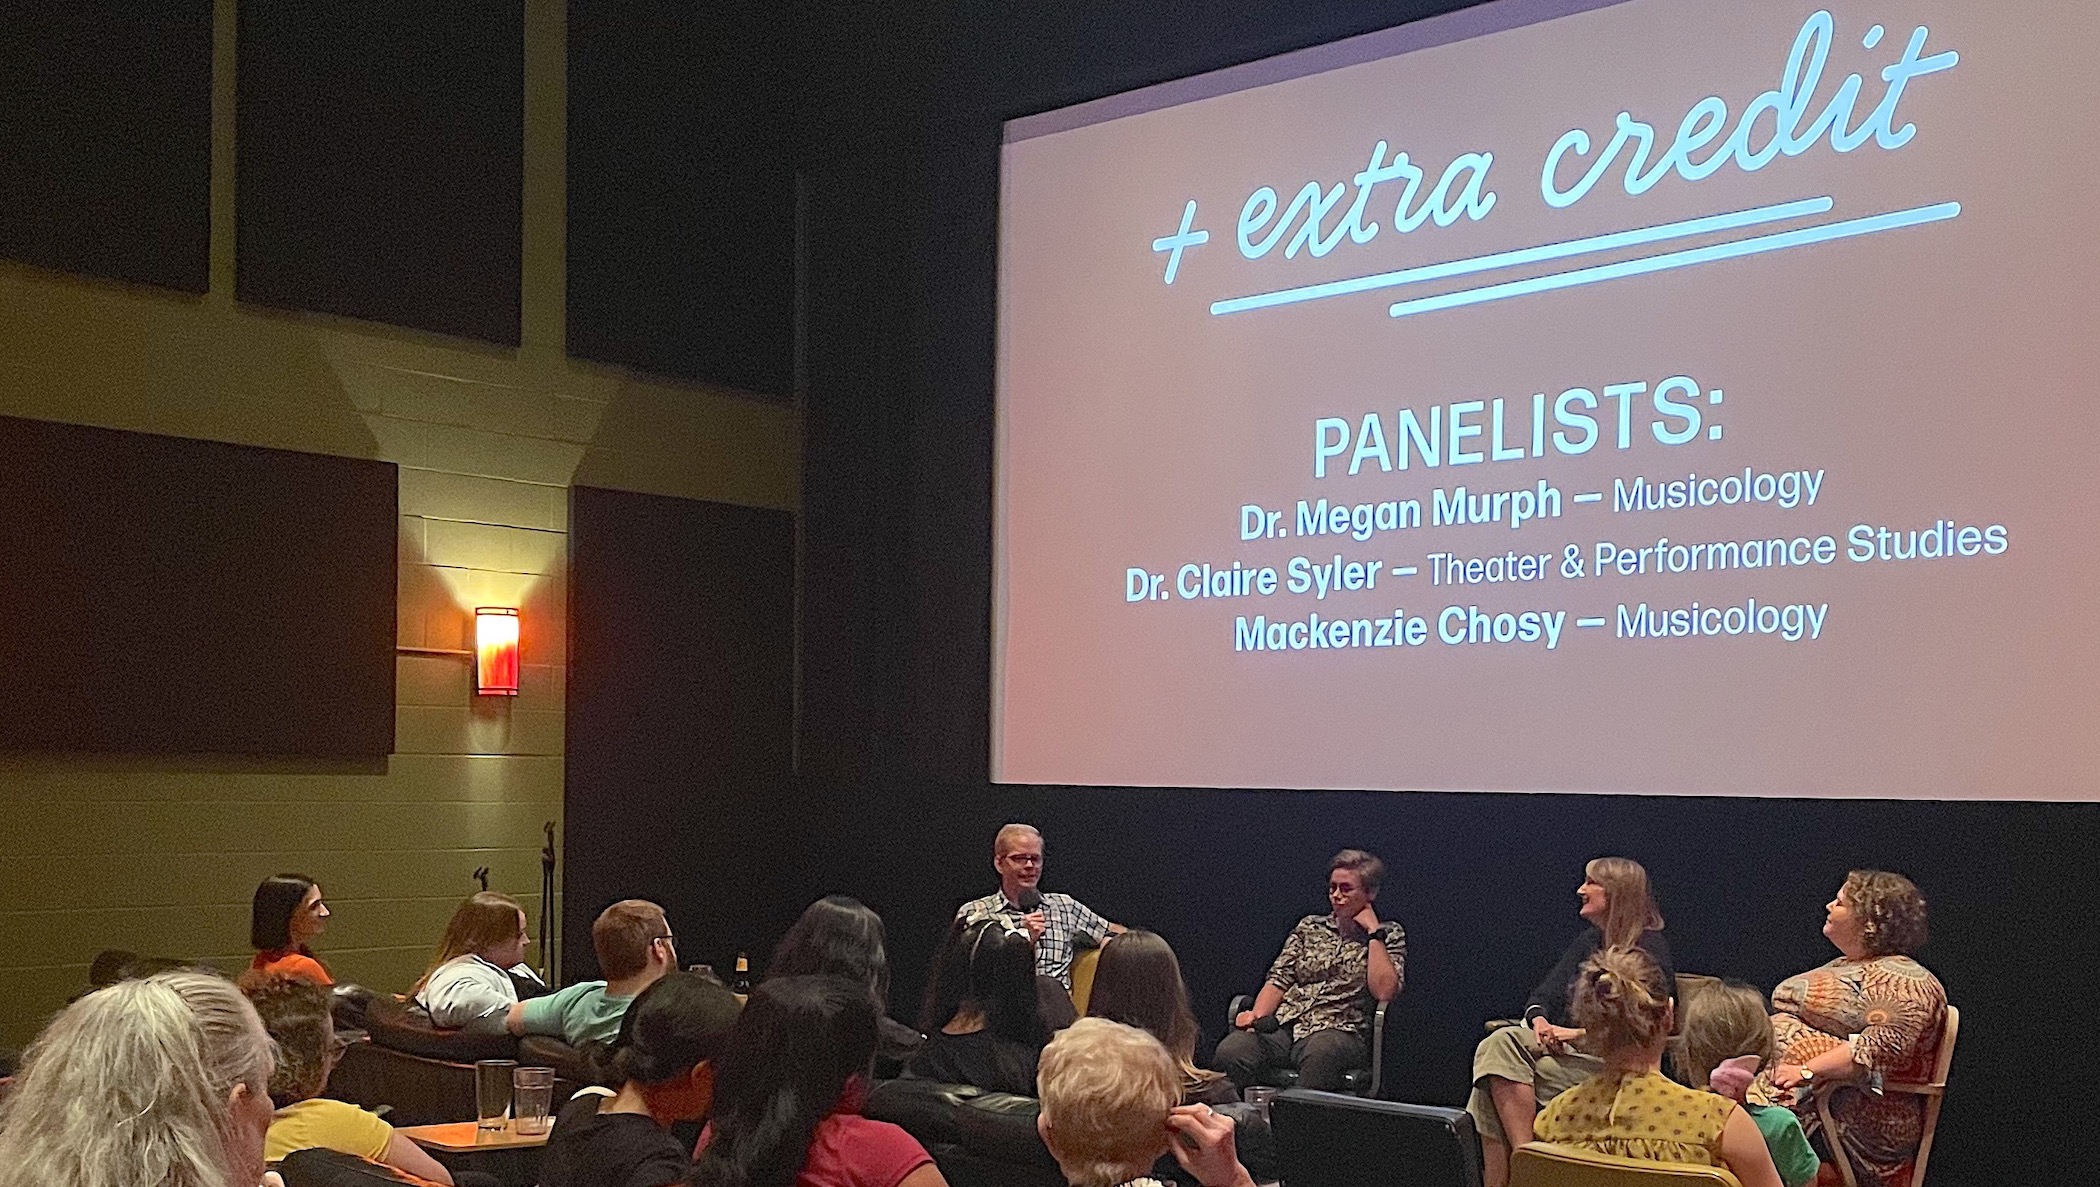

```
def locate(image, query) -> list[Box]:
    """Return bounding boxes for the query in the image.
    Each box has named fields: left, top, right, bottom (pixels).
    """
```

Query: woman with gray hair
left=1036, top=1018, right=1256, bottom=1187
left=0, top=969, right=279, bottom=1187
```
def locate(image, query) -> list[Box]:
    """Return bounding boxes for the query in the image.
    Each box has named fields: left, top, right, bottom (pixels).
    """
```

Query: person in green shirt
left=1683, top=981, right=1820, bottom=1187
left=507, top=899, right=677, bottom=1046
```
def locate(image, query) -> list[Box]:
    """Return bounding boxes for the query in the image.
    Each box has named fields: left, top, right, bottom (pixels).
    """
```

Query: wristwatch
left=1798, top=1067, right=1816, bottom=1085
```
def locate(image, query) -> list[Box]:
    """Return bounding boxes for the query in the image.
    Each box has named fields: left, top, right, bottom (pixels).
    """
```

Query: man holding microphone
left=955, top=823, right=1122, bottom=989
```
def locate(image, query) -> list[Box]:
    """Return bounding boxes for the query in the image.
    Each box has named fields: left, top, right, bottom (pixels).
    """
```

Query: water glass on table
left=513, top=1066, right=556, bottom=1136
left=474, top=1059, right=518, bottom=1131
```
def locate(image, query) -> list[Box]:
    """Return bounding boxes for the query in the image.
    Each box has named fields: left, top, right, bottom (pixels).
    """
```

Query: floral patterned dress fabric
left=1765, top=956, right=1945, bottom=1187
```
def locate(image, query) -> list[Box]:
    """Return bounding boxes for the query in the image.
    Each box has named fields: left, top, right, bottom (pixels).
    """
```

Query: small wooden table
left=399, top=1119, right=552, bottom=1151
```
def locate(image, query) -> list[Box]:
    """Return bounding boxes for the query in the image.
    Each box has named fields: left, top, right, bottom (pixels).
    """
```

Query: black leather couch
left=865, top=1077, right=1274, bottom=1187
left=278, top=1149, right=501, bottom=1187
left=325, top=994, right=590, bottom=1126
left=866, top=1077, right=1064, bottom=1187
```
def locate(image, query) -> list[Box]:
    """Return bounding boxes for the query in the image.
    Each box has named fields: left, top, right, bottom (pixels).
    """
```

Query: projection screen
left=992, top=0, right=2100, bottom=799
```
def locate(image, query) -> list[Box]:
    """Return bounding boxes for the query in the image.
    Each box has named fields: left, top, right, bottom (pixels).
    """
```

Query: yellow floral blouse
left=1535, top=1069, right=1735, bottom=1165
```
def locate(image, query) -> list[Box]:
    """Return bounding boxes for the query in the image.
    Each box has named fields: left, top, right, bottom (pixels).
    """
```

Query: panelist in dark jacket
left=1468, top=856, right=1674, bottom=1187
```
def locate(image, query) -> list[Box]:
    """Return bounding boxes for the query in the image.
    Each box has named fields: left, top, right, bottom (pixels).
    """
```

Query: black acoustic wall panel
left=565, top=486, right=797, bottom=981
left=237, top=0, right=522, bottom=345
left=0, top=416, right=397, bottom=758
left=0, top=0, right=212, bottom=291
left=568, top=1, right=795, bottom=395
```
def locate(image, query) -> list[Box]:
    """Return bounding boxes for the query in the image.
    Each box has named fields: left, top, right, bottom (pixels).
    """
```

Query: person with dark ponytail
left=249, top=874, right=332, bottom=985
left=539, top=972, right=742, bottom=1187
left=689, top=975, right=946, bottom=1187
left=906, top=919, right=1053, bottom=1096
left=1532, top=947, right=1782, bottom=1187
left=765, top=896, right=921, bottom=1076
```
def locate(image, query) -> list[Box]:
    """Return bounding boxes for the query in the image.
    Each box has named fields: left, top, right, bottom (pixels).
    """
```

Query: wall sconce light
left=474, top=607, right=521, bottom=696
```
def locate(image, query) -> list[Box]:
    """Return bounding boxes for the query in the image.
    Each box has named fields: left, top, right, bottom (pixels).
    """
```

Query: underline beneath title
left=1387, top=200, right=1961, bottom=319
left=1206, top=197, right=1960, bottom=320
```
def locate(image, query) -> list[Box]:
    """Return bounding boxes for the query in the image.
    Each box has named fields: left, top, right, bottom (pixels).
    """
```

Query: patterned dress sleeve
left=1768, top=961, right=1824, bottom=1021
left=1849, top=958, right=1945, bottom=1075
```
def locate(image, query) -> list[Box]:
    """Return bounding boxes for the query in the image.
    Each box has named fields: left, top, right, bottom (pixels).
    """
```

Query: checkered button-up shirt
left=955, top=890, right=1110, bottom=987
left=1267, top=914, right=1406, bottom=1038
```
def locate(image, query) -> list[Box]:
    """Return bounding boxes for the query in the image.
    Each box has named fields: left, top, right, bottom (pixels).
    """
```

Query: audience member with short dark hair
left=688, top=975, right=945, bottom=1187
left=1469, top=855, right=1672, bottom=1187
left=1759, top=871, right=1945, bottom=1187
left=1216, top=848, right=1403, bottom=1093
left=1084, top=930, right=1235, bottom=1106
left=0, top=969, right=277, bottom=1187
left=1682, top=981, right=1817, bottom=1187
left=510, top=899, right=676, bottom=1046
left=249, top=873, right=332, bottom=986
left=540, top=972, right=742, bottom=1187
left=907, top=918, right=1053, bottom=1096
left=1036, top=1018, right=1256, bottom=1187
left=75, top=949, right=190, bottom=1002
left=766, top=895, right=921, bottom=1076
left=240, top=972, right=454, bottom=1184
left=1532, top=947, right=1780, bottom=1187
left=411, top=891, right=541, bottom=1028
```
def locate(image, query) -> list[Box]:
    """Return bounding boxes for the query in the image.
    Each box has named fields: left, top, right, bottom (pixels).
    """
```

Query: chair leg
left=1365, top=1007, right=1386, bottom=1098
left=1910, top=1096, right=1943, bottom=1186
left=1815, top=1090, right=1861, bottom=1187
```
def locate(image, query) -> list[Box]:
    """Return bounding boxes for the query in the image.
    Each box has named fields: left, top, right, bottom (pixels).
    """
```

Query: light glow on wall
left=474, top=607, right=521, bottom=696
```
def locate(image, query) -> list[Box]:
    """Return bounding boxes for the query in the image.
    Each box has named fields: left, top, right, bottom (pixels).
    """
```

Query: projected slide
left=993, top=0, right=2100, bottom=798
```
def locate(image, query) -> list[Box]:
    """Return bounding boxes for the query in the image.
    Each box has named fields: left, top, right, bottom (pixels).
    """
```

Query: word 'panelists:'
left=1118, top=371, right=2009, bottom=654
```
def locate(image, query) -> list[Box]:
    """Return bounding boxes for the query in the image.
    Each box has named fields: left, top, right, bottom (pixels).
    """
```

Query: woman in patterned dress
left=1762, top=871, right=1945, bottom=1187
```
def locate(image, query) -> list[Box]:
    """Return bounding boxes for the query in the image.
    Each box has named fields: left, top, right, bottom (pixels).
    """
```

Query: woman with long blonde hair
left=410, top=890, right=539, bottom=1028
left=0, top=969, right=277, bottom=1187
left=1466, top=857, right=1675, bottom=1187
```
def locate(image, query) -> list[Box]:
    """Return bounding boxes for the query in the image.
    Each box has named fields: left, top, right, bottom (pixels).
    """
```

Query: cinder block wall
left=0, top=0, right=798, bottom=1049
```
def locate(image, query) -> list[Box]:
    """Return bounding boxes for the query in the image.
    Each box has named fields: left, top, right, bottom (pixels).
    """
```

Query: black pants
left=1214, top=1023, right=1366, bottom=1092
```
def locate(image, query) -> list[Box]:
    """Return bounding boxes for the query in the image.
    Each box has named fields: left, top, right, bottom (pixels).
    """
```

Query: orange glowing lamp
left=474, top=607, right=521, bottom=696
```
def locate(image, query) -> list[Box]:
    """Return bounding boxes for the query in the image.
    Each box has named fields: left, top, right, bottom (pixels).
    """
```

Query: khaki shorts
left=1466, top=1022, right=1604, bottom=1144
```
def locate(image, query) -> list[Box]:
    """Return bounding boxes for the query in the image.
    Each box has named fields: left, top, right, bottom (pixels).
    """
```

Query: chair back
left=1271, top=1088, right=1480, bottom=1187
left=1906, top=1003, right=1958, bottom=1186
left=1672, top=973, right=1719, bottom=1035
left=1814, top=1002, right=1959, bottom=1187
left=1509, top=1142, right=1742, bottom=1187
left=1068, top=946, right=1100, bottom=1015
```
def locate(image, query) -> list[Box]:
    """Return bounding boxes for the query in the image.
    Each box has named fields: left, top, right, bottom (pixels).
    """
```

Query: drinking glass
left=1242, top=1085, right=1277, bottom=1123
left=512, top=1066, right=555, bottom=1137
left=474, top=1059, right=518, bottom=1131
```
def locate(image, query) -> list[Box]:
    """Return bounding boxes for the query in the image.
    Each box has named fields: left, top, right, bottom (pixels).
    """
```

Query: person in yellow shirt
left=241, top=972, right=455, bottom=1183
left=1532, top=947, right=1781, bottom=1187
